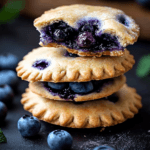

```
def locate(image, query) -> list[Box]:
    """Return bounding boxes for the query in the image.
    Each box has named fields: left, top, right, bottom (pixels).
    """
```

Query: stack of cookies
left=16, top=5, right=142, bottom=128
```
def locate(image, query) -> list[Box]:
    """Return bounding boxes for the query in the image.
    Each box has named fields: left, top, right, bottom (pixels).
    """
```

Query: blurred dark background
left=1, top=0, right=150, bottom=150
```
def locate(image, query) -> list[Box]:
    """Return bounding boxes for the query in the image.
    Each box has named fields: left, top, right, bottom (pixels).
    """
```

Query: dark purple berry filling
left=32, top=60, right=50, bottom=70
left=43, top=78, right=113, bottom=101
left=40, top=20, right=124, bottom=53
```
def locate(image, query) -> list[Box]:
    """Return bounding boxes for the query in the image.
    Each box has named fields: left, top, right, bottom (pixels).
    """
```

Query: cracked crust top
left=21, top=84, right=142, bottom=128
left=34, top=4, right=140, bottom=47
left=16, top=47, right=135, bottom=82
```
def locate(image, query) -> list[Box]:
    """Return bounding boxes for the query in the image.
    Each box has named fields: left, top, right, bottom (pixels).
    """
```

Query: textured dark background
left=0, top=17, right=150, bottom=150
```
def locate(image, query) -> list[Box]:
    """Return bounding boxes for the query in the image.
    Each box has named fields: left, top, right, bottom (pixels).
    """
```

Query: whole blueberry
left=136, top=0, right=150, bottom=9
left=48, top=82, right=68, bottom=90
left=53, top=29, right=67, bottom=42
left=0, top=70, right=19, bottom=89
left=47, top=130, right=73, bottom=150
left=0, top=85, right=14, bottom=105
left=17, top=115, right=41, bottom=137
left=93, top=145, right=116, bottom=150
left=0, top=54, right=19, bottom=70
left=69, top=81, right=93, bottom=94
left=77, top=31, right=95, bottom=48
left=64, top=27, right=75, bottom=37
left=0, top=101, right=7, bottom=121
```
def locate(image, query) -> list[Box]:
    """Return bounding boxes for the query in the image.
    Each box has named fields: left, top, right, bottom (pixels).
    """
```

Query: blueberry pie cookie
left=29, top=75, right=126, bottom=102
left=34, top=4, right=140, bottom=57
left=21, top=84, right=142, bottom=128
left=16, top=47, right=135, bottom=83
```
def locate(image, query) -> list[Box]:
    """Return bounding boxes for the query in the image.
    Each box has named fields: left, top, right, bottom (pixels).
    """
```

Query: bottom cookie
left=21, top=84, right=142, bottom=128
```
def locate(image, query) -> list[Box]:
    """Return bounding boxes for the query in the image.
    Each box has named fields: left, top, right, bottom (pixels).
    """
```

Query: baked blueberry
left=77, top=32, right=95, bottom=48
left=0, top=101, right=7, bottom=121
left=0, top=85, right=14, bottom=105
left=80, top=23, right=94, bottom=32
left=48, top=82, right=68, bottom=90
left=0, top=54, right=19, bottom=70
left=93, top=145, right=116, bottom=150
left=17, top=115, right=41, bottom=137
left=53, top=29, right=67, bottom=42
left=47, top=130, right=73, bottom=150
left=32, top=60, right=50, bottom=70
left=117, top=15, right=129, bottom=26
left=69, top=81, right=93, bottom=94
left=0, top=70, right=19, bottom=89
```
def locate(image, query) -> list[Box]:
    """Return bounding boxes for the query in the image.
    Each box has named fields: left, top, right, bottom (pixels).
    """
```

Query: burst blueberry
left=0, top=85, right=14, bottom=105
left=48, top=82, right=68, bottom=90
left=47, top=130, right=73, bottom=150
left=32, top=60, right=50, bottom=70
left=17, top=115, right=41, bottom=137
left=81, top=23, right=94, bottom=32
left=93, top=145, right=116, bottom=150
left=0, top=54, right=19, bottom=71
left=117, top=15, right=128, bottom=26
left=0, top=101, right=7, bottom=121
left=53, top=29, right=67, bottom=42
left=69, top=81, right=93, bottom=94
left=0, top=70, right=18, bottom=89
left=77, top=31, right=95, bottom=48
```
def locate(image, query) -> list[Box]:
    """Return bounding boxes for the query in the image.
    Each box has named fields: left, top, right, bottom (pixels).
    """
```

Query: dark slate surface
left=0, top=17, right=150, bottom=150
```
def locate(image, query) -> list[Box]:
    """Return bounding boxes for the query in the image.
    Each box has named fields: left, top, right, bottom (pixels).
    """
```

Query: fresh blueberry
left=0, top=54, right=19, bottom=70
left=77, top=31, right=95, bottom=48
left=32, top=60, right=50, bottom=70
left=93, top=145, right=116, bottom=150
left=47, top=130, right=73, bottom=150
left=53, top=29, right=67, bottom=42
left=136, top=0, right=150, bottom=9
left=0, top=101, right=7, bottom=121
left=69, top=81, right=93, bottom=94
left=48, top=82, right=68, bottom=90
left=0, top=70, right=19, bottom=89
left=0, top=85, right=14, bottom=105
left=81, top=23, right=94, bottom=32
left=17, top=115, right=41, bottom=137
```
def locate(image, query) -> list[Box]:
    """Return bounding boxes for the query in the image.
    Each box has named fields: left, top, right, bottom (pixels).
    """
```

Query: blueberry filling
left=32, top=60, right=50, bottom=70
left=43, top=78, right=113, bottom=101
left=40, top=20, right=124, bottom=53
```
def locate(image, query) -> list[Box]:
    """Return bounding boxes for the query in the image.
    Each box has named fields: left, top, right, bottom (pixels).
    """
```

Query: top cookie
left=16, top=47, right=135, bottom=83
left=34, top=4, right=140, bottom=57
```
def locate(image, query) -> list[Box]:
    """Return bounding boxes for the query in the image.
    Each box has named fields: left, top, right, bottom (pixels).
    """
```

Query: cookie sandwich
left=16, top=47, right=142, bottom=128
left=34, top=5, right=140, bottom=57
